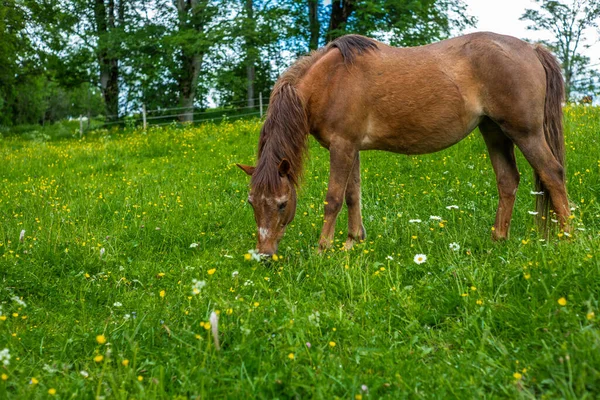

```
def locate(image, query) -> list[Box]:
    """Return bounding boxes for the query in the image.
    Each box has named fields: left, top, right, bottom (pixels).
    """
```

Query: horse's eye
left=278, top=202, right=287, bottom=211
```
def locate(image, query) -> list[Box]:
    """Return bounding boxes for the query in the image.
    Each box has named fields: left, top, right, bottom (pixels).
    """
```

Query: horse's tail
left=533, top=44, right=566, bottom=230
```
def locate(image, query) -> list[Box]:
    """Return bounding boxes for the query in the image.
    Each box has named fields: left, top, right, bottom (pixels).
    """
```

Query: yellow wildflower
left=558, top=297, right=567, bottom=306
left=207, top=268, right=216, bottom=275
left=96, top=335, right=106, bottom=345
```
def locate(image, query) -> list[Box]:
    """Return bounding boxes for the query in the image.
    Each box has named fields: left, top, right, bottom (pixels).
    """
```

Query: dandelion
left=513, top=372, right=522, bottom=380
left=587, top=312, right=595, bottom=320
left=413, top=254, right=427, bottom=264
left=96, top=335, right=107, bottom=345
left=11, top=296, right=26, bottom=308
left=159, top=290, right=166, bottom=298
left=191, top=279, right=206, bottom=295
left=558, top=297, right=567, bottom=306
left=429, top=216, right=442, bottom=221
left=0, top=348, right=11, bottom=366
left=1, top=374, right=7, bottom=381
left=48, top=388, right=57, bottom=395
left=210, top=311, right=220, bottom=351
left=94, top=355, right=104, bottom=363
left=408, top=219, right=421, bottom=223
left=30, top=377, right=39, bottom=385
left=122, top=359, right=130, bottom=366
left=207, top=268, right=216, bottom=275
left=189, top=243, right=199, bottom=248
left=446, top=205, right=459, bottom=210
left=449, top=242, right=460, bottom=251
left=329, top=341, right=336, bottom=347
left=244, top=253, right=252, bottom=261
left=288, top=353, right=295, bottom=360
left=19, top=229, right=25, bottom=243
left=137, top=375, right=143, bottom=381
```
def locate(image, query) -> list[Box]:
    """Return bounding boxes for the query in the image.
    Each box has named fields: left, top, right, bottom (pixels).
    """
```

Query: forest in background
left=3, top=0, right=600, bottom=129
left=0, top=0, right=474, bottom=126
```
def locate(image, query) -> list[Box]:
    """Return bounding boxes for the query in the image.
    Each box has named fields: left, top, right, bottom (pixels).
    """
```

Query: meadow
left=0, top=106, right=599, bottom=399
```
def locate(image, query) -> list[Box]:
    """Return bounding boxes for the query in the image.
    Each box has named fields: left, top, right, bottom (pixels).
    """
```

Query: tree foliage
left=521, top=0, right=600, bottom=101
left=0, top=0, right=477, bottom=127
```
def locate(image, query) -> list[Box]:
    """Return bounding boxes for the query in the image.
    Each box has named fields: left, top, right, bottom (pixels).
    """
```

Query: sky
left=463, top=0, right=600, bottom=64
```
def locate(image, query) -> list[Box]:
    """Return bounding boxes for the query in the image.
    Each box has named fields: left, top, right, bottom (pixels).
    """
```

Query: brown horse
left=237, top=32, right=570, bottom=255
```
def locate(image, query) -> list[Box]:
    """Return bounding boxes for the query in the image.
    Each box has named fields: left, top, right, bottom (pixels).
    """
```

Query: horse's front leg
left=318, top=141, right=357, bottom=252
left=344, top=152, right=366, bottom=249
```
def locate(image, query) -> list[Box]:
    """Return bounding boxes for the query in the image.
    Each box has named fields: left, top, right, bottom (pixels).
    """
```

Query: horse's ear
left=278, top=159, right=291, bottom=177
left=236, top=164, right=255, bottom=176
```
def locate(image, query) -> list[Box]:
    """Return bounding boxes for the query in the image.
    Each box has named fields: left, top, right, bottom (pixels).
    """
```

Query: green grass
left=0, top=106, right=599, bottom=399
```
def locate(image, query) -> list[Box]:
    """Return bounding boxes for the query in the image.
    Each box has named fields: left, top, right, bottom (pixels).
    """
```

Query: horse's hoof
left=344, top=238, right=355, bottom=250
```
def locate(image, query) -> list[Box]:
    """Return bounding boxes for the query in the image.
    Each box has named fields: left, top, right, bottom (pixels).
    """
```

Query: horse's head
left=237, top=159, right=297, bottom=256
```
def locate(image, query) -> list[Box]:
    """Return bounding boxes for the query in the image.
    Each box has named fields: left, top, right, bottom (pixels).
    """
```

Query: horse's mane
left=251, top=35, right=379, bottom=193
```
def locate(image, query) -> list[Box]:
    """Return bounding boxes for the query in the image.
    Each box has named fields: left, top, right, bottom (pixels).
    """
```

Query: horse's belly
left=361, top=114, right=481, bottom=154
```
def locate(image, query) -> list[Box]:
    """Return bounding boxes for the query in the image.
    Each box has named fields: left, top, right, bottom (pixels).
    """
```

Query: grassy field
left=0, top=106, right=599, bottom=399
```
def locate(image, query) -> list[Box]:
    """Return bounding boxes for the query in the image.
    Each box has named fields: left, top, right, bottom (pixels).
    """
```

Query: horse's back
left=299, top=32, right=547, bottom=154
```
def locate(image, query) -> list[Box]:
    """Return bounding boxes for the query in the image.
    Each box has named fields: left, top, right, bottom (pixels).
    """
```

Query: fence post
left=79, top=115, right=83, bottom=137
left=142, top=104, right=147, bottom=131
left=259, top=92, right=263, bottom=117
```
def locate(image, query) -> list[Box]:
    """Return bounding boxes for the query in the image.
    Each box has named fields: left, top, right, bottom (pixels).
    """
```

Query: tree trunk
left=176, top=0, right=204, bottom=122
left=94, top=0, right=120, bottom=121
left=179, top=52, right=202, bottom=122
left=308, top=0, right=320, bottom=50
left=326, top=0, right=355, bottom=43
left=245, top=0, right=256, bottom=108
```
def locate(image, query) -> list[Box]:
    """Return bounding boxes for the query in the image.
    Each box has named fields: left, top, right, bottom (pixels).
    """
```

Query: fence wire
left=89, top=98, right=268, bottom=132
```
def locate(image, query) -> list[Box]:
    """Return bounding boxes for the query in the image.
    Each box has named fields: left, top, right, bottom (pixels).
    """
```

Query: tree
left=93, top=0, right=127, bottom=121
left=170, top=0, right=220, bottom=122
left=321, top=0, right=474, bottom=45
left=308, top=0, right=320, bottom=50
left=521, top=0, right=600, bottom=101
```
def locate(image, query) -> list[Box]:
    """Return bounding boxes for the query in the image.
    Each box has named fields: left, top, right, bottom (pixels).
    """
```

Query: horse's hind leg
left=510, top=130, right=571, bottom=231
left=480, top=118, right=520, bottom=240
left=344, top=152, right=366, bottom=250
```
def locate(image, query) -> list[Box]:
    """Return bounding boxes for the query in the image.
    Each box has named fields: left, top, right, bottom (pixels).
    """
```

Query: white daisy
left=19, top=230, right=25, bottom=243
left=413, top=254, right=427, bottom=264
left=408, top=219, right=422, bottom=223
left=429, top=216, right=442, bottom=221
left=11, top=296, right=26, bottom=308
left=449, top=242, right=460, bottom=251
left=189, top=243, right=199, bottom=248
left=530, top=191, right=544, bottom=195
left=528, top=211, right=539, bottom=215
left=0, top=348, right=10, bottom=366
left=446, top=205, right=459, bottom=210
left=191, top=279, right=206, bottom=295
